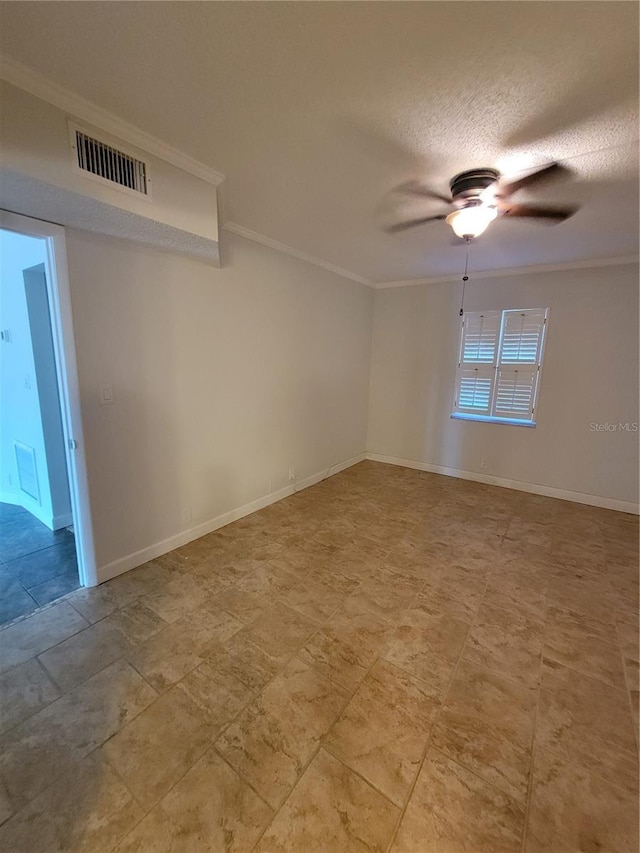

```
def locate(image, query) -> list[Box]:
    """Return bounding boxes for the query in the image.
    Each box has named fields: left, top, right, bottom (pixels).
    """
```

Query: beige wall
left=65, top=230, right=373, bottom=576
left=367, top=263, right=639, bottom=508
left=46, top=230, right=640, bottom=581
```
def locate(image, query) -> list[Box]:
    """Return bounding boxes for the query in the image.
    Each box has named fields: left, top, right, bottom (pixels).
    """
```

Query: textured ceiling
left=0, top=1, right=638, bottom=283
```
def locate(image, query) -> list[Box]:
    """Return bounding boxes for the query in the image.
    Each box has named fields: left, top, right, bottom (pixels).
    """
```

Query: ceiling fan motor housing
left=450, top=168, right=500, bottom=202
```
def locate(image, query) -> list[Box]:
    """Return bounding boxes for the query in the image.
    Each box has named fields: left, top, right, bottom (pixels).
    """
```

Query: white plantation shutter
left=457, top=367, right=494, bottom=414
left=454, top=312, right=501, bottom=415
left=499, top=309, right=546, bottom=364
left=453, top=308, right=547, bottom=424
left=494, top=367, right=539, bottom=419
left=460, top=312, right=501, bottom=363
left=495, top=309, right=547, bottom=419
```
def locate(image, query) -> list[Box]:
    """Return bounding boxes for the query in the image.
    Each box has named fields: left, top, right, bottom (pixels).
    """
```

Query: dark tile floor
left=0, top=503, right=79, bottom=626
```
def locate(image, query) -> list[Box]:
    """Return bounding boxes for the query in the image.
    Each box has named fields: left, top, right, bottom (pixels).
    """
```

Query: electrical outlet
left=288, top=467, right=295, bottom=482
left=480, top=456, right=488, bottom=470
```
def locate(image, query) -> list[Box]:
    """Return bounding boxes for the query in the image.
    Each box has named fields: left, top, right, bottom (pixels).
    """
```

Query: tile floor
left=0, top=460, right=637, bottom=852
left=0, top=503, right=80, bottom=624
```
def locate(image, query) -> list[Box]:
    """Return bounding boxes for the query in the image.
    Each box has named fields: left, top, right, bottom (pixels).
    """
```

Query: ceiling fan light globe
left=446, top=205, right=497, bottom=239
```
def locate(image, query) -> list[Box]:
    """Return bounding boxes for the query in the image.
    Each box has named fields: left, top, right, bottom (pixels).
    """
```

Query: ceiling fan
left=386, top=162, right=578, bottom=240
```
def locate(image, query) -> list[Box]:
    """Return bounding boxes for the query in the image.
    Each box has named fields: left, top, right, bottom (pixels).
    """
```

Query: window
left=451, top=308, right=548, bottom=426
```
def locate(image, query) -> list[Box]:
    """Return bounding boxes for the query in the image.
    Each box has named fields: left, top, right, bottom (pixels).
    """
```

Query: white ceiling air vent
left=70, top=123, right=151, bottom=198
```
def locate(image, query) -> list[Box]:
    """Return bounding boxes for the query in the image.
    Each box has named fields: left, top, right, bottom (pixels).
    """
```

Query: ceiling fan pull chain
left=459, top=237, right=471, bottom=316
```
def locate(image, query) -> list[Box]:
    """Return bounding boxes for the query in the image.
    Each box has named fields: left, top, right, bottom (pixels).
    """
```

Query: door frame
left=0, top=210, right=97, bottom=586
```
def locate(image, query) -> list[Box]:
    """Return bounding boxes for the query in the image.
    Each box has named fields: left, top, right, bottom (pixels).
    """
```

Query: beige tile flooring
left=0, top=460, right=638, bottom=852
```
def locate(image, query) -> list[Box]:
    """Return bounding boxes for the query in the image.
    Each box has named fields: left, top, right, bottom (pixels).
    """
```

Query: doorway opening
left=0, top=212, right=95, bottom=626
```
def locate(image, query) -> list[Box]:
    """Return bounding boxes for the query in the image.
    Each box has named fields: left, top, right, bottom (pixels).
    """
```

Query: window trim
left=450, top=412, right=537, bottom=427
left=451, top=307, right=548, bottom=427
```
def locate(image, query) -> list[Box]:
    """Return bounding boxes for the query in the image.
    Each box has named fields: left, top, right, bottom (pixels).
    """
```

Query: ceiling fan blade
left=500, top=162, right=571, bottom=197
left=500, top=203, right=577, bottom=222
left=393, top=180, right=452, bottom=204
left=385, top=214, right=448, bottom=234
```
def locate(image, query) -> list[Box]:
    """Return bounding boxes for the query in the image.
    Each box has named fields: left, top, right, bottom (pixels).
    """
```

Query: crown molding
left=376, top=255, right=640, bottom=289
left=0, top=54, right=225, bottom=186
left=223, top=222, right=374, bottom=287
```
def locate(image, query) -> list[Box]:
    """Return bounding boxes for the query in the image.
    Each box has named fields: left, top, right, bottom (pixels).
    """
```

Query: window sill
left=451, top=413, right=536, bottom=427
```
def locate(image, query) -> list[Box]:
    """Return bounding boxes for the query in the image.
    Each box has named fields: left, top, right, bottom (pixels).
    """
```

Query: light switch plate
left=100, top=383, right=114, bottom=405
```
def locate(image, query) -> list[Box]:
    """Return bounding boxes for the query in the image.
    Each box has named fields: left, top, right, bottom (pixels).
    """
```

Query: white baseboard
left=293, top=452, right=367, bottom=492
left=0, top=491, right=22, bottom=508
left=0, top=492, right=74, bottom=530
left=366, top=453, right=640, bottom=515
left=52, top=512, right=73, bottom=530
left=97, top=452, right=367, bottom=584
left=0, top=490, right=60, bottom=529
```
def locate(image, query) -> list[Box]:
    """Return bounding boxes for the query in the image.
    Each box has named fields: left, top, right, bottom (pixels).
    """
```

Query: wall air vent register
left=69, top=123, right=151, bottom=198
